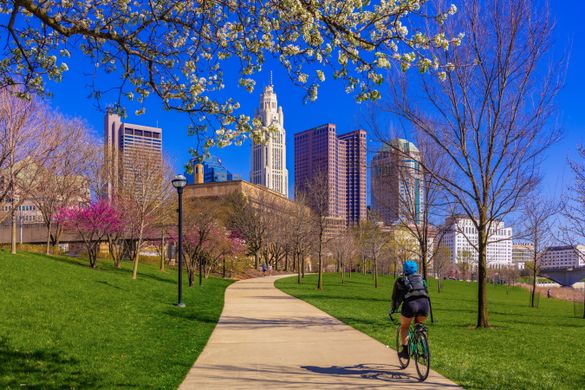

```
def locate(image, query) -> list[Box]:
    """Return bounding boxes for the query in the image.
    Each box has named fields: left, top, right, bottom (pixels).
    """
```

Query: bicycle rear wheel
left=414, top=330, right=430, bottom=381
left=395, top=326, right=409, bottom=369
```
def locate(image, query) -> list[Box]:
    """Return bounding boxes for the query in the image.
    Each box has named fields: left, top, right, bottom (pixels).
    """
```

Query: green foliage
left=0, top=250, right=231, bottom=389
left=276, top=273, right=585, bottom=389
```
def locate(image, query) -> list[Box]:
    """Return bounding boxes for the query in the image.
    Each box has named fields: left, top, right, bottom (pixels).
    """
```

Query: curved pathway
left=180, top=275, right=459, bottom=389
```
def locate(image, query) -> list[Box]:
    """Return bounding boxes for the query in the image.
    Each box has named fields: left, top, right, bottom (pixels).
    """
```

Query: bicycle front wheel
left=395, top=326, right=409, bottom=369
left=414, top=330, right=430, bottom=381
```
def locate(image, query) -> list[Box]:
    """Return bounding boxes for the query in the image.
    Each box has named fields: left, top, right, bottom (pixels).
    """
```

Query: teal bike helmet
left=403, top=260, right=418, bottom=276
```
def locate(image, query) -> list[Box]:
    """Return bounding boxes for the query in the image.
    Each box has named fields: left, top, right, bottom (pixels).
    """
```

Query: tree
left=387, top=0, right=561, bottom=328
left=0, top=89, right=60, bottom=254
left=1, top=1, right=459, bottom=156
left=299, top=170, right=332, bottom=290
left=433, top=246, right=451, bottom=293
left=181, top=202, right=225, bottom=287
left=358, top=219, right=389, bottom=288
left=31, top=116, right=94, bottom=255
left=329, top=231, right=356, bottom=284
left=227, top=192, right=268, bottom=270
left=57, top=200, right=121, bottom=268
left=366, top=131, right=450, bottom=280
left=116, top=153, right=173, bottom=280
left=561, top=146, right=585, bottom=318
left=457, top=249, right=473, bottom=281
left=520, top=198, right=557, bottom=308
left=284, top=195, right=313, bottom=284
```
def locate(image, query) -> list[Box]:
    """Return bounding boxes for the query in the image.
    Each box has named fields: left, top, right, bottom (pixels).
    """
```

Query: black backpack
left=403, top=274, right=428, bottom=300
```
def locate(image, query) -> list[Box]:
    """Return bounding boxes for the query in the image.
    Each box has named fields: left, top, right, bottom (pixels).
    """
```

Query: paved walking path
left=180, top=275, right=459, bottom=389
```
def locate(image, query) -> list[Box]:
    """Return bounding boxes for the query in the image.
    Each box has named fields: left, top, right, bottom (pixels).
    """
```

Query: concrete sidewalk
left=180, top=275, right=459, bottom=389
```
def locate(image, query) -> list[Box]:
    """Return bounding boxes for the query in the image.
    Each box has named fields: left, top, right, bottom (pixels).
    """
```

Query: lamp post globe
left=172, top=174, right=187, bottom=308
left=172, top=174, right=187, bottom=190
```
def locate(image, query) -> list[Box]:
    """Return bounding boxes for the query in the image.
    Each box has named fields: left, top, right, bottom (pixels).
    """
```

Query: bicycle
left=389, top=313, right=431, bottom=381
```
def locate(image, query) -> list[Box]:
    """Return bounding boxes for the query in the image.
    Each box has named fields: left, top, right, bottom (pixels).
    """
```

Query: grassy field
left=0, top=250, right=231, bottom=389
left=276, top=273, right=585, bottom=389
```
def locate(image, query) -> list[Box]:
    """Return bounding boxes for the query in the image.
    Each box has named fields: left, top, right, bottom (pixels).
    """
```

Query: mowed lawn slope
left=277, top=274, right=585, bottom=389
left=0, top=250, right=231, bottom=389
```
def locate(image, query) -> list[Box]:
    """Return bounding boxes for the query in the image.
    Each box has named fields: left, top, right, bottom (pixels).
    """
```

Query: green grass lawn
left=0, top=249, right=231, bottom=389
left=276, top=273, right=585, bottom=389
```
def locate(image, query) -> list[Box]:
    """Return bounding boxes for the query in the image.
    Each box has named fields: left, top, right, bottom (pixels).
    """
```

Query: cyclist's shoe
left=398, top=345, right=409, bottom=359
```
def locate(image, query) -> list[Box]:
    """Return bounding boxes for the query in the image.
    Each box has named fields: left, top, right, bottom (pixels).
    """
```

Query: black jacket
left=391, top=274, right=429, bottom=312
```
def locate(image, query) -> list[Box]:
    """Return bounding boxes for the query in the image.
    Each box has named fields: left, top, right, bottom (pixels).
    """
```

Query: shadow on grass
left=96, top=280, right=127, bottom=291
left=164, top=308, right=219, bottom=324
left=0, top=337, right=99, bottom=389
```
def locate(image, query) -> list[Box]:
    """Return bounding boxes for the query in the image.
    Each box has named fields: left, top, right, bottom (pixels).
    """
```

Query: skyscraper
left=104, top=112, right=162, bottom=200
left=294, top=124, right=367, bottom=226
left=338, top=130, right=367, bottom=225
left=371, top=138, right=423, bottom=225
left=250, top=79, right=288, bottom=197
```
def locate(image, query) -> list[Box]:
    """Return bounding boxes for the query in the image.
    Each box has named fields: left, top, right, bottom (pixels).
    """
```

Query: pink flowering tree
left=56, top=200, right=122, bottom=268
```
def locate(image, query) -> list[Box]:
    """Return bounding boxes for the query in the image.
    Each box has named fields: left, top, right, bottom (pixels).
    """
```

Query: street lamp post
left=172, top=174, right=187, bottom=308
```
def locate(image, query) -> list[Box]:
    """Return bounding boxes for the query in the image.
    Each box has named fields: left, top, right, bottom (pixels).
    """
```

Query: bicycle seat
left=414, top=323, right=427, bottom=332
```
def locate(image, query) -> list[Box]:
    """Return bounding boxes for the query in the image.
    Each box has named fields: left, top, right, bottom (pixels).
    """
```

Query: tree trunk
left=131, top=228, right=144, bottom=280
left=317, top=230, right=323, bottom=290
left=11, top=205, right=17, bottom=255
left=199, top=255, right=203, bottom=286
left=477, top=225, right=489, bottom=328
left=46, top=221, right=52, bottom=255
left=296, top=253, right=301, bottom=284
left=582, top=289, right=585, bottom=319
left=373, top=255, right=378, bottom=288
left=159, top=231, right=166, bottom=272
left=222, top=257, right=226, bottom=278
left=188, top=268, right=194, bottom=287
left=348, top=256, right=352, bottom=278
left=531, top=255, right=538, bottom=308
left=421, top=244, right=428, bottom=280
left=254, top=251, right=259, bottom=270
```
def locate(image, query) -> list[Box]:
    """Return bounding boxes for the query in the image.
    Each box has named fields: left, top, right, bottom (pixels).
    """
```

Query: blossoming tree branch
left=0, top=0, right=460, bottom=156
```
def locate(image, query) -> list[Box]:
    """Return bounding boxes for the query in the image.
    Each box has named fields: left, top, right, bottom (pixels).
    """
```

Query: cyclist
left=390, top=260, right=430, bottom=359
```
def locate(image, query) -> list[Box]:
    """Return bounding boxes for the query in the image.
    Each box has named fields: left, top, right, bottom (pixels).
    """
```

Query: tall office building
left=442, top=216, right=513, bottom=268
left=104, top=112, right=162, bottom=200
left=294, top=123, right=366, bottom=226
left=371, top=139, right=423, bottom=225
left=338, top=130, right=367, bottom=225
left=250, top=80, right=288, bottom=197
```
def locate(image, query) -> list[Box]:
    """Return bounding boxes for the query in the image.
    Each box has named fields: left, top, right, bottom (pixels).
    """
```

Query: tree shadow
left=0, top=337, right=99, bottom=389
left=164, top=308, right=219, bottom=324
left=292, top=294, right=389, bottom=303
left=95, top=280, right=127, bottom=291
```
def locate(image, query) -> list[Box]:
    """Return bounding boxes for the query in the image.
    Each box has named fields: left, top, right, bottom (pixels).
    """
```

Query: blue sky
left=46, top=0, right=584, bottom=206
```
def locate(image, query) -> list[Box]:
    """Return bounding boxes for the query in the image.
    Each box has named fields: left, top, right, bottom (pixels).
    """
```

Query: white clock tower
left=250, top=75, right=288, bottom=197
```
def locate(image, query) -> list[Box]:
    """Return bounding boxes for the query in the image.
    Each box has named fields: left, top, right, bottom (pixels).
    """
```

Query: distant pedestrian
left=547, top=289, right=552, bottom=299
left=268, top=264, right=273, bottom=276
left=262, top=263, right=266, bottom=276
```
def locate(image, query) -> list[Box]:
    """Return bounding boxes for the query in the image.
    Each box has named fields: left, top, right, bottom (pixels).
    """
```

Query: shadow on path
left=302, top=364, right=459, bottom=387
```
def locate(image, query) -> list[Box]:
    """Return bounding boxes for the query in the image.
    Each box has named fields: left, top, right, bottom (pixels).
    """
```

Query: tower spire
left=269, top=71, right=273, bottom=86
